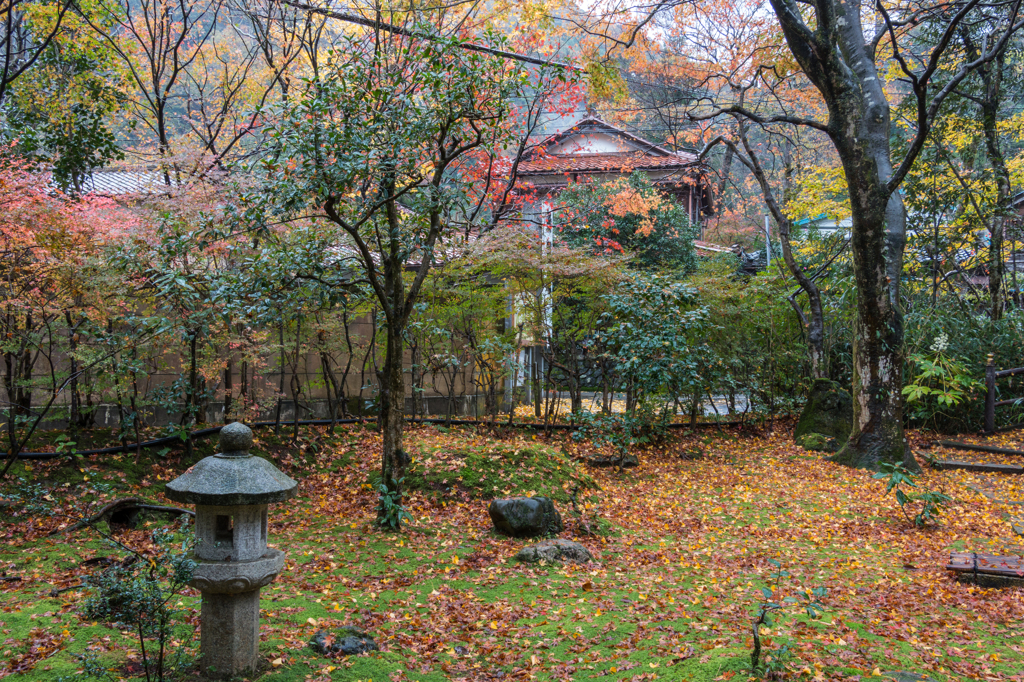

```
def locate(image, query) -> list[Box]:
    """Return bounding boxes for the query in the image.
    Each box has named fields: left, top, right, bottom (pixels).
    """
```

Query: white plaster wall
left=548, top=132, right=639, bottom=155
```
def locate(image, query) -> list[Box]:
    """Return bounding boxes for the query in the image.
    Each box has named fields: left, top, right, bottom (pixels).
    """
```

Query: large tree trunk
left=767, top=0, right=920, bottom=471
left=829, top=136, right=916, bottom=470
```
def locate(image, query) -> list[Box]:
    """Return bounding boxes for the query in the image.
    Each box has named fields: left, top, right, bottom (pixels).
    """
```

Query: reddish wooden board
left=946, top=552, right=1024, bottom=577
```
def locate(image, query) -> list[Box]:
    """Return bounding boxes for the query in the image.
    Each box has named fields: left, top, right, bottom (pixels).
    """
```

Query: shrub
left=903, top=305, right=1024, bottom=431
left=376, top=478, right=413, bottom=531
left=873, top=462, right=952, bottom=527
left=79, top=521, right=196, bottom=682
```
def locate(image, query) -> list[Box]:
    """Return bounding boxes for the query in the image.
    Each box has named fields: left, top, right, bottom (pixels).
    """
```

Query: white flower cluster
left=930, top=333, right=949, bottom=354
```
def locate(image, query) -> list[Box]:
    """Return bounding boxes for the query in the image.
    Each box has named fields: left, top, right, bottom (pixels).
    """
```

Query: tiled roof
left=80, top=169, right=169, bottom=195
left=518, top=151, right=699, bottom=175
left=540, top=117, right=679, bottom=156
left=693, top=240, right=734, bottom=255
left=516, top=116, right=703, bottom=177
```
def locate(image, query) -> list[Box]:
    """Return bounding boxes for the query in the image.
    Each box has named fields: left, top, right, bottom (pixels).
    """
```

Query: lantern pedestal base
left=200, top=588, right=261, bottom=678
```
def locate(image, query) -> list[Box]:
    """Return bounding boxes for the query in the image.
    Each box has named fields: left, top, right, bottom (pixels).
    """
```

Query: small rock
left=516, top=539, right=593, bottom=564
left=586, top=453, right=639, bottom=468
left=489, top=497, right=563, bottom=538
left=309, top=626, right=377, bottom=656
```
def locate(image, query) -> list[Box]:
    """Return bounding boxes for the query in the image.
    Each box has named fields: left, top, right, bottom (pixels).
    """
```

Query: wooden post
left=223, top=360, right=233, bottom=424
left=985, top=353, right=996, bottom=434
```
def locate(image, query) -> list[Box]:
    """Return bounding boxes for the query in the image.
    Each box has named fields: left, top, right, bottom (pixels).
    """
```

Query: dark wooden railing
left=984, top=353, right=1024, bottom=433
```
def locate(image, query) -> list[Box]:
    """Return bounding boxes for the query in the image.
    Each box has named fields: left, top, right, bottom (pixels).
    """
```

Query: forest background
left=1, top=0, right=1024, bottom=483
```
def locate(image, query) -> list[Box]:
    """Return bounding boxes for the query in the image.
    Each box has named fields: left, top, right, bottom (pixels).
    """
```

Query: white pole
left=764, top=214, right=771, bottom=269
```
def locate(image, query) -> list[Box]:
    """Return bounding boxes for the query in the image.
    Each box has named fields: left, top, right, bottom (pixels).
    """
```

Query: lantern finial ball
left=219, top=421, right=253, bottom=455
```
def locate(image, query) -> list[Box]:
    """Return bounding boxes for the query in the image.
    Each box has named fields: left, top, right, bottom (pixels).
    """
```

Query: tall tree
left=79, top=0, right=221, bottom=183
left=589, top=0, right=1023, bottom=468
left=249, top=6, right=571, bottom=521
left=0, top=0, right=73, bottom=107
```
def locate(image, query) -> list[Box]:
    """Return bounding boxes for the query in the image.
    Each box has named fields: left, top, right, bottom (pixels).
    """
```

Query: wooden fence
left=984, top=353, right=1024, bottom=433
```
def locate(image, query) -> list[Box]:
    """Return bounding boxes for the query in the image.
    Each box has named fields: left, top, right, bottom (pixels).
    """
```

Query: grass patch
left=3, top=423, right=1022, bottom=681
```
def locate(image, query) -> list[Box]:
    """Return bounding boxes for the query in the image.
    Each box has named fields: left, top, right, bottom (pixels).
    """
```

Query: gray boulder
left=309, top=626, right=377, bottom=656
left=488, top=496, right=563, bottom=538
left=794, top=379, right=852, bottom=452
left=516, top=539, right=593, bottom=564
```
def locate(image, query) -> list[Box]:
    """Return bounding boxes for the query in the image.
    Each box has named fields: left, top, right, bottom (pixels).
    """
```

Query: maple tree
left=0, top=149, right=147, bottom=477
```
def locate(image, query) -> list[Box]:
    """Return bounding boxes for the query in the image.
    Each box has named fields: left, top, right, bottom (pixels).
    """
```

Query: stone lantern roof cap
left=164, top=422, right=298, bottom=506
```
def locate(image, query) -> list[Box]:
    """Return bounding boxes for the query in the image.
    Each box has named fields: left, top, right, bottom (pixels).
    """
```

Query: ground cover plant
left=1, top=423, right=1022, bottom=681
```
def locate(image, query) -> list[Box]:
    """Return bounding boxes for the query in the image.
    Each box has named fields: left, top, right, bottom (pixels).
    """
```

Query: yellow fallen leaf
left=271, top=658, right=283, bottom=668
left=307, top=617, right=318, bottom=627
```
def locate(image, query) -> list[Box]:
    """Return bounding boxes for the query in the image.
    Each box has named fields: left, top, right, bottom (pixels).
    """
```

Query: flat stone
left=516, top=539, right=593, bottom=564
left=190, top=549, right=285, bottom=594
left=489, top=497, right=562, bottom=538
left=310, top=626, right=378, bottom=656
left=932, top=460, right=1024, bottom=475
left=954, top=572, right=1024, bottom=588
left=882, top=673, right=936, bottom=682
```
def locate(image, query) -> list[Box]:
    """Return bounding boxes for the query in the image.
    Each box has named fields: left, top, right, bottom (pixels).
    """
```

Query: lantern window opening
left=261, top=509, right=268, bottom=544
left=215, top=514, right=234, bottom=547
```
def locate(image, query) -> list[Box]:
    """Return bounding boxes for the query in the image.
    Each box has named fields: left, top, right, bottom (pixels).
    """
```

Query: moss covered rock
left=392, top=435, right=596, bottom=501
left=798, top=432, right=834, bottom=452
left=309, top=626, right=378, bottom=656
left=794, top=379, right=852, bottom=451
left=489, top=496, right=563, bottom=537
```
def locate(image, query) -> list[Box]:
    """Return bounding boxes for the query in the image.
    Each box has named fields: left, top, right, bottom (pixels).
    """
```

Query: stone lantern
left=165, top=422, right=297, bottom=678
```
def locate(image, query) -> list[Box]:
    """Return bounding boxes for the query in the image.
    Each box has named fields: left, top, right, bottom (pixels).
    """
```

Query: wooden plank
left=934, top=440, right=1024, bottom=457
left=946, top=552, right=1024, bottom=578
left=931, top=460, right=1024, bottom=474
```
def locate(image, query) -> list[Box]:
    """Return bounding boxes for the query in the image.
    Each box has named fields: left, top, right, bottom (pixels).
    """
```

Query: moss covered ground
left=1, top=424, right=1022, bottom=681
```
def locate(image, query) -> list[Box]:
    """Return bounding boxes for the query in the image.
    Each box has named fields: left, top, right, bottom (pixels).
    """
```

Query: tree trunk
left=979, top=52, right=1009, bottom=321
left=829, top=152, right=914, bottom=470
left=378, top=323, right=408, bottom=504
left=223, top=359, right=233, bottom=423
left=767, top=0, right=920, bottom=470
left=65, top=311, right=80, bottom=442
